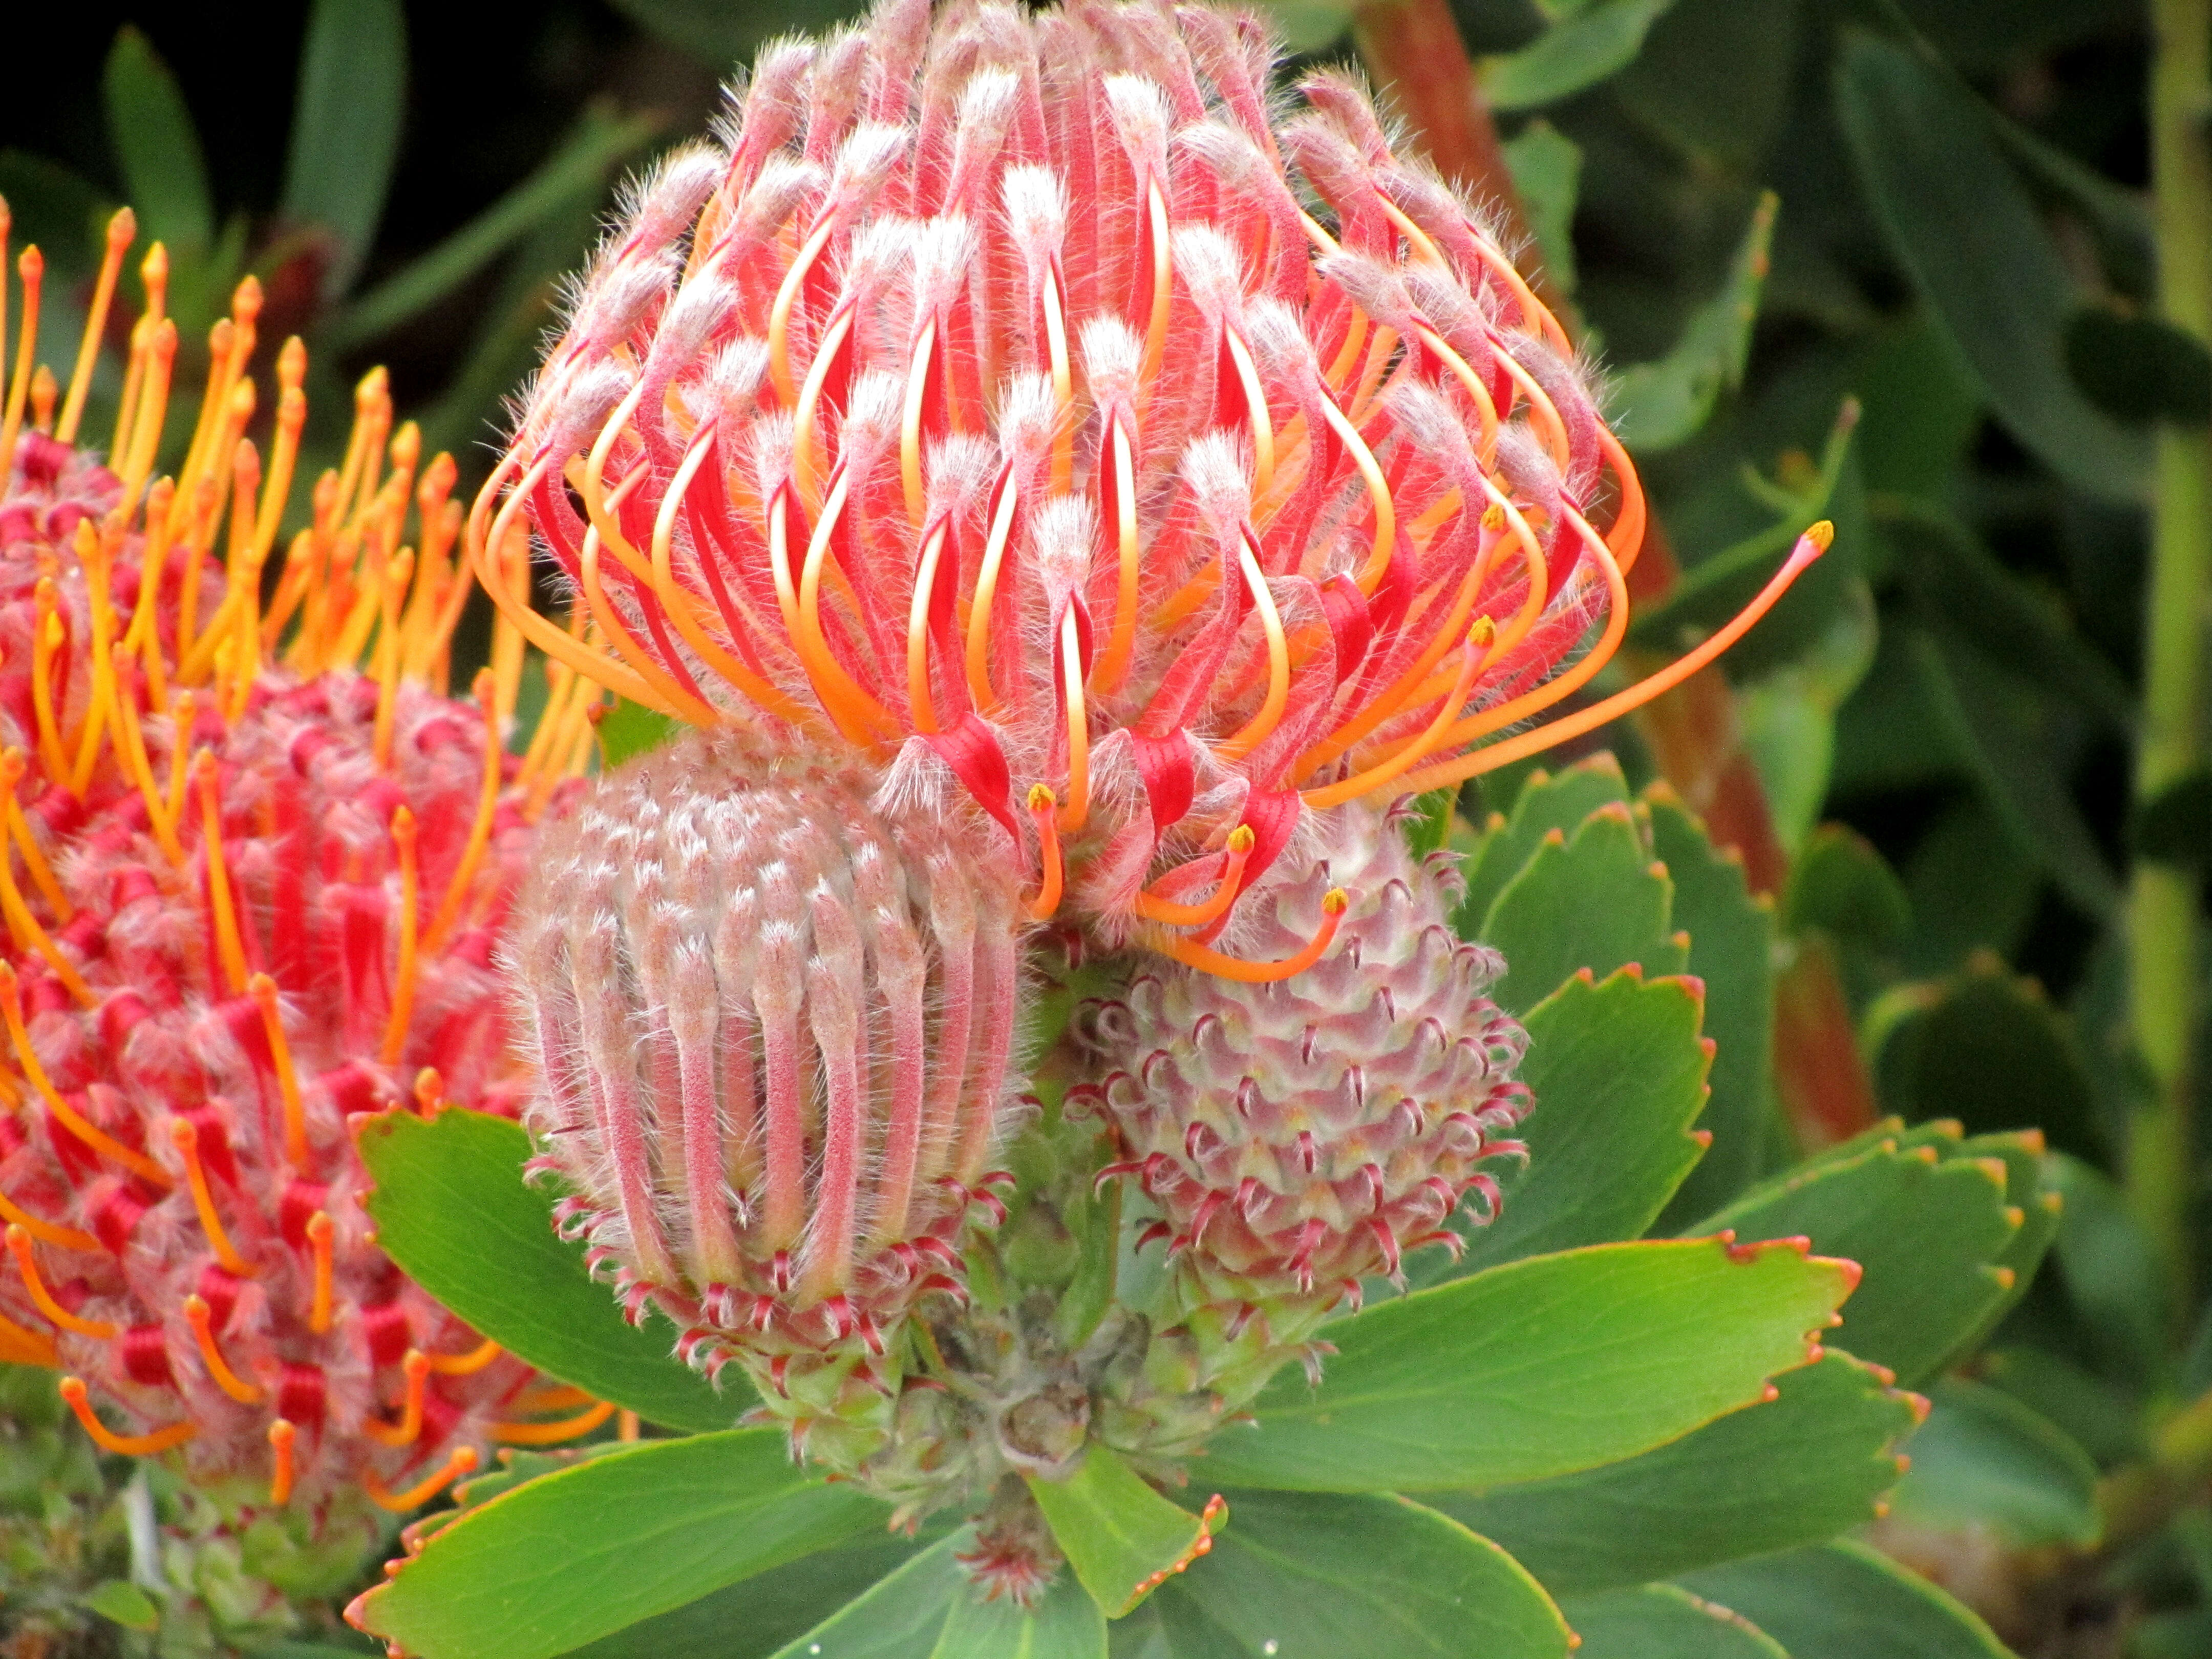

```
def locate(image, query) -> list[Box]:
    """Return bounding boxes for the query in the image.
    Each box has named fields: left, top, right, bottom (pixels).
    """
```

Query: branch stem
left=2130, top=0, right=2211, bottom=1329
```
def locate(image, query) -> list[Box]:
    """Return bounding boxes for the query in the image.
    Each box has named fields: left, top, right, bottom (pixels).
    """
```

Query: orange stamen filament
left=1402, top=523, right=1834, bottom=793
left=798, top=470, right=898, bottom=740
left=1140, top=180, right=1172, bottom=397
left=268, top=1419, right=296, bottom=1506
left=60, top=1377, right=194, bottom=1456
left=249, top=974, right=309, bottom=1169
left=906, top=522, right=950, bottom=733
left=424, top=1336, right=501, bottom=1375
left=55, top=209, right=134, bottom=446
left=366, top=1443, right=477, bottom=1512
left=494, top=1398, right=618, bottom=1445
left=8, top=1225, right=119, bottom=1337
left=366, top=1350, right=431, bottom=1448
left=790, top=306, right=855, bottom=517
left=1224, top=329, right=1274, bottom=500
left=171, top=1119, right=252, bottom=1276
left=900, top=316, right=938, bottom=527
left=1057, top=610, right=1090, bottom=834
left=1304, top=622, right=1492, bottom=809
left=768, top=215, right=839, bottom=408
left=306, top=1210, right=335, bottom=1335
left=1133, top=824, right=1254, bottom=927
left=1318, top=397, right=1395, bottom=593
left=0, top=759, right=95, bottom=1008
left=1154, top=888, right=1349, bottom=984
left=965, top=471, right=1019, bottom=715
left=194, top=752, right=250, bottom=995
left=0, top=964, right=168, bottom=1185
left=1026, top=785, right=1063, bottom=921
left=424, top=671, right=501, bottom=953
left=0, top=1188, right=99, bottom=1252
left=1090, top=417, right=1141, bottom=694
left=1213, top=544, right=1290, bottom=762
left=183, top=1293, right=262, bottom=1403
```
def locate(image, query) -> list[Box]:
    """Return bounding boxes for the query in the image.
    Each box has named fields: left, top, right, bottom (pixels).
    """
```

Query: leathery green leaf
left=1890, top=1377, right=2102, bottom=1547
left=1437, top=1351, right=1922, bottom=1593
left=1198, top=1237, right=1853, bottom=1494
left=1560, top=1586, right=1786, bottom=1659
left=357, top=1108, right=738, bottom=1432
left=1454, top=755, right=1632, bottom=936
left=1028, top=1443, right=1226, bottom=1619
left=102, top=27, right=212, bottom=252
left=1158, top=1492, right=1570, bottom=1659
left=1691, top=1128, right=2020, bottom=1385
left=1433, top=967, right=1709, bottom=1282
left=281, top=0, right=407, bottom=295
left=1610, top=193, right=1777, bottom=452
left=1482, top=0, right=1678, bottom=112
left=1678, top=1540, right=2012, bottom=1658
left=1480, top=801, right=1683, bottom=1014
left=351, top=1430, right=884, bottom=1659
left=766, top=1533, right=1105, bottom=1659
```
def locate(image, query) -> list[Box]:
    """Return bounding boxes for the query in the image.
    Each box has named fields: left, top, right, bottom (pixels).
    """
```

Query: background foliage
left=1, top=2, right=2206, bottom=1657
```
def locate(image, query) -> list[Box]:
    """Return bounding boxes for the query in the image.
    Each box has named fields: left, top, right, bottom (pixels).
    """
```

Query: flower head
left=476, top=0, right=1824, bottom=979
left=0, top=210, right=585, bottom=1523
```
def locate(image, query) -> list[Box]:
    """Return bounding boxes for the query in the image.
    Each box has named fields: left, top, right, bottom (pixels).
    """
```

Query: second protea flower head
left=509, top=727, right=1025, bottom=1459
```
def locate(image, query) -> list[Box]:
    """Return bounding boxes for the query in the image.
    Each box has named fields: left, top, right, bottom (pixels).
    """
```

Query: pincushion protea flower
left=1071, top=800, right=1529, bottom=1435
left=0, top=207, right=612, bottom=1558
left=488, top=0, right=1827, bottom=1486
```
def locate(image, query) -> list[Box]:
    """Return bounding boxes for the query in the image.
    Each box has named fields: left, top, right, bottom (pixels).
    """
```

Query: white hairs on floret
left=1078, top=316, right=1143, bottom=410
left=1104, top=74, right=1174, bottom=175
left=1180, top=430, right=1255, bottom=536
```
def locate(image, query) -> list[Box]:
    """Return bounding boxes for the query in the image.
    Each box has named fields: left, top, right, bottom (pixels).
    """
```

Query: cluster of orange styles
left=0, top=197, right=629, bottom=1531
left=495, top=0, right=1827, bottom=1472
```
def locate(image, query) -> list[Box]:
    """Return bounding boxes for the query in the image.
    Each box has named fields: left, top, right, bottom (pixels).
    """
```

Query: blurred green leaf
left=1431, top=967, right=1709, bottom=1282
left=1027, top=1445, right=1220, bottom=1619
left=1455, top=755, right=1631, bottom=934
left=327, top=110, right=661, bottom=350
left=1439, top=1352, right=1919, bottom=1593
left=1907, top=628, right=2119, bottom=917
left=357, top=1108, right=739, bottom=1432
left=1735, top=576, right=1880, bottom=850
left=608, top=0, right=865, bottom=66
left=1873, top=961, right=2102, bottom=1165
left=1898, top=801, right=2040, bottom=974
left=353, top=1431, right=883, bottom=1659
left=1199, top=1237, right=1854, bottom=1493
left=2065, top=306, right=2212, bottom=427
left=1851, top=311, right=1985, bottom=500
left=1889, top=1377, right=2102, bottom=1547
left=1158, top=1493, right=1571, bottom=1659
left=1978, top=1345, right=2143, bottom=1467
left=1835, top=31, right=2145, bottom=500
left=1501, top=121, right=1582, bottom=295
left=1644, top=788, right=1778, bottom=1221
left=1692, top=1126, right=2024, bottom=1385
left=102, top=27, right=213, bottom=252
left=1786, top=824, right=1912, bottom=948
left=1560, top=1586, right=1785, bottom=1659
left=2134, top=768, right=2212, bottom=870
left=1479, top=803, right=1684, bottom=1014
left=81, top=1580, right=160, bottom=1632
left=283, top=0, right=408, bottom=297
left=597, top=698, right=681, bottom=769
left=762, top=1533, right=1103, bottom=1659
left=1259, top=0, right=1360, bottom=53
left=0, top=151, right=110, bottom=274
left=1482, top=1, right=1679, bottom=112
left=1611, top=0, right=1800, bottom=174
left=566, top=1534, right=924, bottom=1659
left=1611, top=193, right=1776, bottom=451
left=1677, top=1540, right=2011, bottom=1658
left=2046, top=1154, right=2166, bottom=1391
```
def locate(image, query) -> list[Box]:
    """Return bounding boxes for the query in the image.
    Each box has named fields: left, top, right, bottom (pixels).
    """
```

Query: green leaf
left=2135, top=767, right=2212, bottom=870
left=1455, top=755, right=1630, bottom=935
left=103, top=27, right=213, bottom=252
left=283, top=0, right=407, bottom=298
left=1479, top=802, right=1682, bottom=1014
left=1786, top=824, right=1912, bottom=948
left=1199, top=1236, right=1853, bottom=1493
left=2046, top=1154, right=2165, bottom=1388
left=1873, top=959, right=2102, bottom=1166
left=597, top=699, right=682, bottom=769
left=1027, top=1444, right=1223, bottom=1619
left=1677, top=1540, right=2012, bottom=1658
left=1834, top=31, right=2144, bottom=500
left=764, top=1532, right=1105, bottom=1659
left=607, top=0, right=865, bottom=66
left=1559, top=1585, right=1785, bottom=1659
left=1978, top=1345, right=2141, bottom=1467
left=326, top=111, right=661, bottom=349
left=81, top=1579, right=161, bottom=1632
left=568, top=1534, right=924, bottom=1659
left=1158, top=1492, right=1571, bottom=1659
left=1482, top=1, right=1678, bottom=112
left=356, top=1108, right=737, bottom=1433
left=1499, top=121, right=1581, bottom=295
left=2065, top=306, right=2212, bottom=426
left=1610, top=193, right=1777, bottom=452
left=352, top=1430, right=884, bottom=1659
left=1889, top=1378, right=2101, bottom=1547
left=1690, top=1129, right=2020, bottom=1385
left=1642, top=788, right=1777, bottom=1222
left=1437, top=1352, right=1920, bottom=1593
left=1431, top=968, right=1708, bottom=1282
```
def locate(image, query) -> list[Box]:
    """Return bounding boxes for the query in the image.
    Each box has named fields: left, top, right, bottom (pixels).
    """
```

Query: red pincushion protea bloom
left=474, top=0, right=1824, bottom=979
left=0, top=212, right=604, bottom=1527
